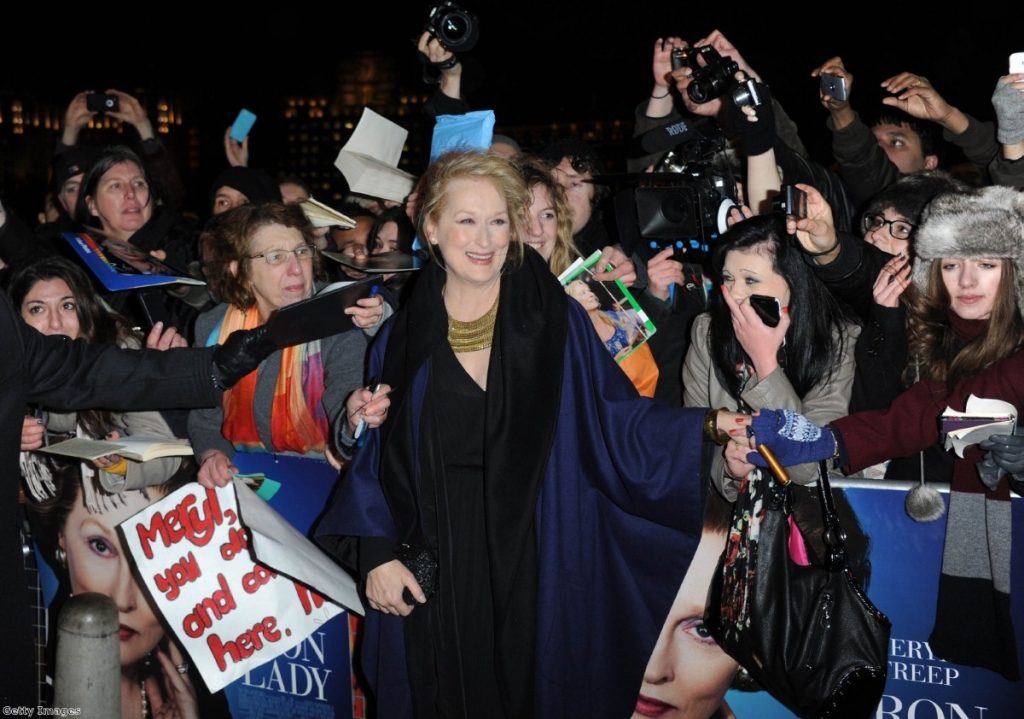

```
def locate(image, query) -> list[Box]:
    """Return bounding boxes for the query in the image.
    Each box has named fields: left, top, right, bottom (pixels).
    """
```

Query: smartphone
left=1010, top=53, right=1024, bottom=74
left=86, top=93, right=119, bottom=114
left=819, top=74, right=847, bottom=102
left=771, top=185, right=807, bottom=219
left=749, top=294, right=781, bottom=328
left=229, top=109, right=257, bottom=143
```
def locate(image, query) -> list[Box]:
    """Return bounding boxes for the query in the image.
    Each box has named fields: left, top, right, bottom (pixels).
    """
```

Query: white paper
left=121, top=482, right=357, bottom=692
left=299, top=197, right=355, bottom=228
left=234, top=480, right=363, bottom=614
left=334, top=108, right=416, bottom=203
left=942, top=394, right=1017, bottom=458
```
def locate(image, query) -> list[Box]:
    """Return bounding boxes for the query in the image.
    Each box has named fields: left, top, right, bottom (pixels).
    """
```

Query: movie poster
left=633, top=480, right=1024, bottom=719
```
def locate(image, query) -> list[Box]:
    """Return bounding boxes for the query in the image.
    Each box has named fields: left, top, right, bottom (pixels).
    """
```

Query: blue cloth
left=430, top=110, right=496, bottom=162
left=317, top=302, right=707, bottom=718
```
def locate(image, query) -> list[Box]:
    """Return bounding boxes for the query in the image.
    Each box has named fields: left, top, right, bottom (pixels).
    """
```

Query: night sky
left=2, top=5, right=1018, bottom=212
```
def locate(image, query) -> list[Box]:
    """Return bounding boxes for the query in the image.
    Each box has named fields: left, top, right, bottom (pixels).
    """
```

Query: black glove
left=211, top=325, right=276, bottom=390
left=722, top=78, right=776, bottom=156
left=977, top=432, right=1024, bottom=490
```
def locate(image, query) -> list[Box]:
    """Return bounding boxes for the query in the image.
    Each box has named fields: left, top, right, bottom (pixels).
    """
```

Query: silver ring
left=176, top=662, right=189, bottom=675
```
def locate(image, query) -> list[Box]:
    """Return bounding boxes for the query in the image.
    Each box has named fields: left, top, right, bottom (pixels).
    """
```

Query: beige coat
left=682, top=312, right=859, bottom=496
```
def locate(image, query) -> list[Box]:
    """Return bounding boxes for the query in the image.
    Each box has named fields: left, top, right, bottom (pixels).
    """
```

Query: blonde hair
left=417, top=150, right=530, bottom=269
left=517, top=155, right=580, bottom=276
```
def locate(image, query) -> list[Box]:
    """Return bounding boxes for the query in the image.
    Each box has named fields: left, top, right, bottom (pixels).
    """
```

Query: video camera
left=608, top=119, right=738, bottom=262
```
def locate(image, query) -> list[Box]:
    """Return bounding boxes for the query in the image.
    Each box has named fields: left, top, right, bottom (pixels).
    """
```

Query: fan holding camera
left=417, top=1, right=477, bottom=107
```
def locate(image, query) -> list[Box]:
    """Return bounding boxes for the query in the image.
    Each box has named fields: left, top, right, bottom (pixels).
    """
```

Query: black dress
left=404, top=342, right=505, bottom=718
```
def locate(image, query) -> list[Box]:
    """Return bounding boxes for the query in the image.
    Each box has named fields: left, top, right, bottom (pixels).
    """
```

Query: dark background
left=1, top=5, right=1018, bottom=217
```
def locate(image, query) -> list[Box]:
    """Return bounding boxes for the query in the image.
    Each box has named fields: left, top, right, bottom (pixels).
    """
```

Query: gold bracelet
left=703, top=408, right=732, bottom=446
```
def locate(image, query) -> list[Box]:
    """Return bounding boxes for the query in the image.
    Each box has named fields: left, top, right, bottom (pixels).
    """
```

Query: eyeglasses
left=248, top=245, right=316, bottom=266
left=862, top=214, right=914, bottom=240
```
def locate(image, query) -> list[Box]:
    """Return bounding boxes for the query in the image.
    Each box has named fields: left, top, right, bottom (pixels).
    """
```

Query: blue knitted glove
left=747, top=409, right=836, bottom=467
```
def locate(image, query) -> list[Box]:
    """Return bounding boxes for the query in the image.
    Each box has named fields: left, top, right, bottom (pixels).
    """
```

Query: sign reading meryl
left=121, top=481, right=358, bottom=692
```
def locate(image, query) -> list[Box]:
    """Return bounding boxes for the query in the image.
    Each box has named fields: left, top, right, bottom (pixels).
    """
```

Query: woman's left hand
left=90, top=430, right=123, bottom=471
left=872, top=255, right=911, bottom=308
left=724, top=437, right=756, bottom=478
left=105, top=89, right=155, bottom=141
left=148, top=642, right=199, bottom=719
left=721, top=284, right=790, bottom=379
left=146, top=322, right=188, bottom=351
left=345, top=295, right=385, bottom=330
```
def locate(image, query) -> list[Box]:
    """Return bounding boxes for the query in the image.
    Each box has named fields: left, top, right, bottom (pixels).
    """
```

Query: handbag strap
left=816, top=460, right=848, bottom=571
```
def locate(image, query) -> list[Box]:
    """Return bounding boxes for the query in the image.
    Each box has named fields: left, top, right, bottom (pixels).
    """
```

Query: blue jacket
left=318, top=298, right=708, bottom=718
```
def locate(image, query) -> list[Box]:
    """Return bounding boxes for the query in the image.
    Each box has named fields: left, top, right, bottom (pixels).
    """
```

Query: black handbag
left=704, top=462, right=891, bottom=718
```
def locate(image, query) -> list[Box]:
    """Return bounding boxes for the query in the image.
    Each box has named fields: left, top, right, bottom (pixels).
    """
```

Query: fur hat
left=911, top=186, right=1024, bottom=309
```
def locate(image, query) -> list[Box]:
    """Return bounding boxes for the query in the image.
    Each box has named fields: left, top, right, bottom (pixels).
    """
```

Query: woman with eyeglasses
left=187, top=202, right=371, bottom=486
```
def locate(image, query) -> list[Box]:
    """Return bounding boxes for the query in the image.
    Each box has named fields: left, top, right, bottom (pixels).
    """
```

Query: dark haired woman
left=733, top=185, right=1024, bottom=680
left=12, top=256, right=186, bottom=494
left=683, top=214, right=856, bottom=495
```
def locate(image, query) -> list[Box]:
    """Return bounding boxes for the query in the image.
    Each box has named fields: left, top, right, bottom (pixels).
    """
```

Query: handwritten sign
left=121, top=482, right=349, bottom=692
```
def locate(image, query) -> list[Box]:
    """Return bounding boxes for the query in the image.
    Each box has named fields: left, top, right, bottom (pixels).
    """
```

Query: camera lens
left=440, top=12, right=468, bottom=42
left=104, top=98, right=115, bottom=108
left=688, top=79, right=711, bottom=105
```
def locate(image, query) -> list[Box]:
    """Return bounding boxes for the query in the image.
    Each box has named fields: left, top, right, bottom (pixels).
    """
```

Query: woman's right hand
left=366, top=560, right=426, bottom=616
left=148, top=642, right=199, bottom=719
left=651, top=36, right=685, bottom=90
left=721, top=284, right=790, bottom=379
left=21, top=416, right=45, bottom=451
left=345, top=384, right=392, bottom=436
left=197, top=450, right=238, bottom=489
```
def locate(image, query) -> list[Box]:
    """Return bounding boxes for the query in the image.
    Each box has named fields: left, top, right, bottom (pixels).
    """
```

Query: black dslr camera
left=672, top=45, right=761, bottom=109
left=424, top=1, right=479, bottom=53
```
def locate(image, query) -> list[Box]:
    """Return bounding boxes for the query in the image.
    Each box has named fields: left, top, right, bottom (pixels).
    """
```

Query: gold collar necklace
left=446, top=293, right=499, bottom=353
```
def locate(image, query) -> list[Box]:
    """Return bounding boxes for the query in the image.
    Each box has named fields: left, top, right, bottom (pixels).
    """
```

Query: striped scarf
left=210, top=305, right=328, bottom=454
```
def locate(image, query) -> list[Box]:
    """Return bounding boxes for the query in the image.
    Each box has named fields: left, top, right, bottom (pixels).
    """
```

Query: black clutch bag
left=395, top=542, right=438, bottom=605
left=705, top=462, right=891, bottom=718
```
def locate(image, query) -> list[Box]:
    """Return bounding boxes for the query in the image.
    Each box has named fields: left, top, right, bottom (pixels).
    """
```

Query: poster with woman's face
left=29, top=470, right=201, bottom=718
left=59, top=486, right=168, bottom=667
left=632, top=485, right=875, bottom=719
left=633, top=529, right=737, bottom=719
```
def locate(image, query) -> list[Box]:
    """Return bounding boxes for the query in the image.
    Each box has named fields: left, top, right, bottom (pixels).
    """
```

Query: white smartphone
left=1010, top=52, right=1024, bottom=74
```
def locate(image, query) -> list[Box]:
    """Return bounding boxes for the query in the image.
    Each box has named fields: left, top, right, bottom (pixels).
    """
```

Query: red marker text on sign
left=153, top=551, right=201, bottom=601
left=241, top=564, right=278, bottom=594
left=206, top=616, right=283, bottom=672
left=220, top=526, right=249, bottom=561
left=294, top=582, right=327, bottom=615
left=135, top=487, right=225, bottom=560
left=182, top=573, right=237, bottom=638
